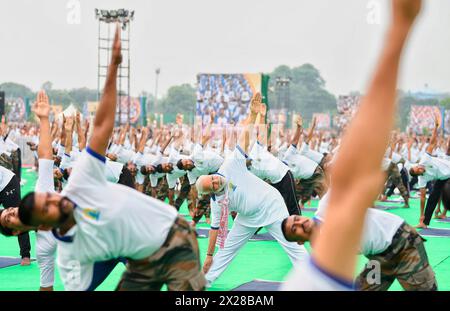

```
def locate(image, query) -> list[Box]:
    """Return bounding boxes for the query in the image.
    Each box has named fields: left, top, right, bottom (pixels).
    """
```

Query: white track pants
left=36, top=230, right=57, bottom=288
left=205, top=218, right=309, bottom=285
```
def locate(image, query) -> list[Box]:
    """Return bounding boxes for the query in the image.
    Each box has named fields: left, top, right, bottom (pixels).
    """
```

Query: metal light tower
left=95, top=9, right=134, bottom=125
left=154, top=68, right=161, bottom=108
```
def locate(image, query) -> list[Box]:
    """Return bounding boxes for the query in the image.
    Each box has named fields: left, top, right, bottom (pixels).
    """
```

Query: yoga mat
left=0, top=257, right=35, bottom=269
left=196, top=228, right=275, bottom=241
left=436, top=217, right=450, bottom=223
left=232, top=280, right=283, bottom=291
left=419, top=228, right=450, bottom=237
left=301, top=208, right=317, bottom=212
left=373, top=205, right=398, bottom=211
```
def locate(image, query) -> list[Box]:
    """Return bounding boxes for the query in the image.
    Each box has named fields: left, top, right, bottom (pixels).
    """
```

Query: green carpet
left=0, top=169, right=449, bottom=291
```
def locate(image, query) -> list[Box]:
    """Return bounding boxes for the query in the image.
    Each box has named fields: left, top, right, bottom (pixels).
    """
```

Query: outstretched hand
left=33, top=90, right=51, bottom=119
left=111, top=24, right=122, bottom=66
left=392, top=0, right=422, bottom=28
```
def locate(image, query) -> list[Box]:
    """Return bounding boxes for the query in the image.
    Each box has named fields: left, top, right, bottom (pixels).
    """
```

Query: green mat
left=0, top=169, right=449, bottom=291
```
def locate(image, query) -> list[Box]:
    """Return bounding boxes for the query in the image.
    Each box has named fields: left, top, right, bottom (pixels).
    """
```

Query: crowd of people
left=196, top=74, right=254, bottom=126
left=0, top=0, right=445, bottom=291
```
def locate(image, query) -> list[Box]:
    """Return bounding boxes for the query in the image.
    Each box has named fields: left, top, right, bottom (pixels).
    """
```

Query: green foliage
left=267, top=63, right=336, bottom=121
left=0, top=82, right=35, bottom=99
left=159, top=84, right=196, bottom=124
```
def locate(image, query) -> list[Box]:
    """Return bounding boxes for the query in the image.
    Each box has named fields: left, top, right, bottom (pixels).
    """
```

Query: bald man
left=198, top=145, right=309, bottom=287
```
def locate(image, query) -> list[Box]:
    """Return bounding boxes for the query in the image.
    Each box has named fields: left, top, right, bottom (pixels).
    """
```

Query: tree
left=41, top=81, right=53, bottom=92
left=441, top=97, right=450, bottom=110
left=0, top=82, right=35, bottom=99
left=267, top=64, right=336, bottom=121
left=160, top=84, right=196, bottom=123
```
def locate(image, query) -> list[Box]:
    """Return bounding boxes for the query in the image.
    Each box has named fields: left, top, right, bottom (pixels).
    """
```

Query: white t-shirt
left=105, top=160, right=124, bottom=183
left=315, top=192, right=404, bottom=255
left=281, top=258, right=354, bottom=291
left=0, top=166, right=14, bottom=193
left=58, top=148, right=178, bottom=264
left=210, top=147, right=288, bottom=228
left=299, top=142, right=324, bottom=164
left=191, top=144, right=224, bottom=175
left=283, top=145, right=318, bottom=179
left=248, top=142, right=289, bottom=184
left=417, top=153, right=450, bottom=188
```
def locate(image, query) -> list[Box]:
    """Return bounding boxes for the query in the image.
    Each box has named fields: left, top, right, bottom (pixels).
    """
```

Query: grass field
left=0, top=168, right=449, bottom=291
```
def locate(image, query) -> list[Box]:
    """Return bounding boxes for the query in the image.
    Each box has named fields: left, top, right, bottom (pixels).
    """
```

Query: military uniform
left=356, top=223, right=437, bottom=291
left=116, top=217, right=206, bottom=291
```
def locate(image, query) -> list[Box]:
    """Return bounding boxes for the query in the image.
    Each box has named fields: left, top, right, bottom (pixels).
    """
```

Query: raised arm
left=137, top=127, right=149, bottom=154
left=426, top=116, right=440, bottom=154
left=313, top=0, right=421, bottom=281
left=305, top=116, right=317, bottom=145
left=75, top=112, right=86, bottom=151
left=290, top=115, right=303, bottom=146
left=88, top=25, right=122, bottom=156
left=237, top=93, right=262, bottom=151
left=33, top=91, right=52, bottom=160
left=64, top=117, right=75, bottom=156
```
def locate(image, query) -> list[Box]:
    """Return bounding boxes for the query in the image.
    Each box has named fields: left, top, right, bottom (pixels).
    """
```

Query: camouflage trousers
left=116, top=217, right=206, bottom=291
left=174, top=175, right=193, bottom=212
left=295, top=166, right=326, bottom=204
left=0, top=153, right=13, bottom=171
left=11, top=149, right=21, bottom=181
left=385, top=162, right=409, bottom=199
left=356, top=223, right=437, bottom=291
left=155, top=177, right=170, bottom=202
left=191, top=193, right=211, bottom=224
left=144, top=177, right=170, bottom=202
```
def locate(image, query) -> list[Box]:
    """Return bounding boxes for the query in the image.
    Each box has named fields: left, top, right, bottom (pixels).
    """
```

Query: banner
left=116, top=96, right=141, bottom=125
left=6, top=97, right=26, bottom=122
left=409, top=105, right=441, bottom=134
left=313, top=113, right=331, bottom=129
left=196, top=73, right=262, bottom=125
left=335, top=95, right=361, bottom=130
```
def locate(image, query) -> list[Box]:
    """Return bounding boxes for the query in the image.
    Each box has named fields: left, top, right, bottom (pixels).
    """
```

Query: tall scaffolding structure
left=95, top=9, right=134, bottom=125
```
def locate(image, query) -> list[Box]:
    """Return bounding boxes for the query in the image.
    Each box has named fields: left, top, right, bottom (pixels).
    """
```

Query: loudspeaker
left=0, top=91, right=4, bottom=116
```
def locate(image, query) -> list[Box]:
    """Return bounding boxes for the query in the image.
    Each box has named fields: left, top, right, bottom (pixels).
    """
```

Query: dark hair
left=140, top=165, right=148, bottom=176
left=0, top=209, right=14, bottom=237
left=281, top=217, right=289, bottom=241
left=62, top=169, right=70, bottom=181
left=409, top=167, right=419, bottom=177
left=18, top=192, right=36, bottom=226
left=155, top=164, right=164, bottom=174
left=176, top=159, right=184, bottom=171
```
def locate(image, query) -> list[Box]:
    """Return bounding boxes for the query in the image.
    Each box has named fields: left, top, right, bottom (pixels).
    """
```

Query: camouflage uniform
left=295, top=166, right=326, bottom=204
left=155, top=177, right=170, bottom=202
left=116, top=217, right=206, bottom=291
left=356, top=223, right=437, bottom=291
left=11, top=149, right=21, bottom=181
left=385, top=162, right=409, bottom=199
left=174, top=175, right=193, bottom=212
left=192, top=194, right=211, bottom=224
left=0, top=153, right=13, bottom=171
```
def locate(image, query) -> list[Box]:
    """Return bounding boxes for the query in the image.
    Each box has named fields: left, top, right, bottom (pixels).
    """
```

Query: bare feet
left=379, top=195, right=387, bottom=202
left=435, top=214, right=447, bottom=220
left=415, top=216, right=428, bottom=229
left=20, top=257, right=31, bottom=266
left=415, top=223, right=428, bottom=229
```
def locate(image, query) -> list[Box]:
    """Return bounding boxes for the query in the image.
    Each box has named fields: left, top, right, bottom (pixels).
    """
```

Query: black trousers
left=0, top=174, right=30, bottom=258
left=118, top=166, right=135, bottom=189
left=424, top=178, right=450, bottom=225
left=272, top=170, right=301, bottom=216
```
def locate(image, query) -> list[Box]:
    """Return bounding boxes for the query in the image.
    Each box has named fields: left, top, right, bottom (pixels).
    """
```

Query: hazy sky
left=0, top=0, right=449, bottom=97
